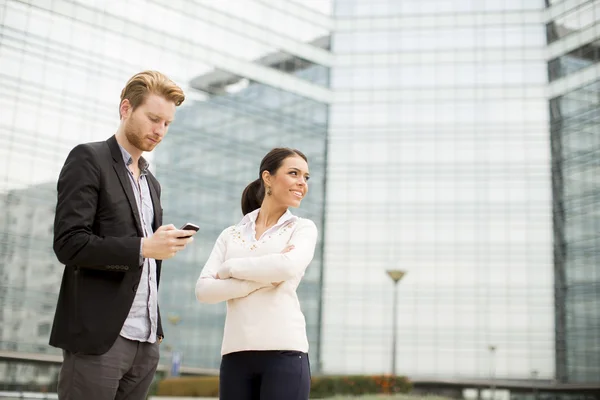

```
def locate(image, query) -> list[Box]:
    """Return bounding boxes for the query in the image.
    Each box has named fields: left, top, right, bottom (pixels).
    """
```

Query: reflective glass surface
left=155, top=68, right=329, bottom=369
left=549, top=41, right=600, bottom=82
left=547, top=0, right=600, bottom=384
left=324, top=0, right=553, bottom=379
left=550, top=80, right=600, bottom=382
left=0, top=0, right=329, bottom=384
left=546, top=2, right=600, bottom=44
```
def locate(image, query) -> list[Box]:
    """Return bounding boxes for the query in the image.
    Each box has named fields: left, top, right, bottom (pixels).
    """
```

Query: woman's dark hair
left=241, top=147, right=308, bottom=215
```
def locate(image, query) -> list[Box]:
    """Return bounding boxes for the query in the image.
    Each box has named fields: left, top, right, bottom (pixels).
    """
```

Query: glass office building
left=322, top=0, right=554, bottom=379
left=547, top=0, right=600, bottom=383
left=1, top=0, right=600, bottom=390
left=155, top=55, right=329, bottom=369
left=0, top=0, right=332, bottom=388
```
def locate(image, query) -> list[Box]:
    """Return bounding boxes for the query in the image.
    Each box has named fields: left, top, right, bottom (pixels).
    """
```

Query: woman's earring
left=266, top=187, right=272, bottom=196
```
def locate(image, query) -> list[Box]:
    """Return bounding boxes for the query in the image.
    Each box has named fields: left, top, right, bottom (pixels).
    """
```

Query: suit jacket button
left=132, top=284, right=138, bottom=292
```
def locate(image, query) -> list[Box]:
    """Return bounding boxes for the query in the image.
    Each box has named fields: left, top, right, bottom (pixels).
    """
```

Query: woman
left=195, top=147, right=317, bottom=400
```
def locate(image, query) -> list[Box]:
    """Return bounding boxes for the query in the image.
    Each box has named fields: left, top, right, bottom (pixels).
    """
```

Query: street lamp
left=386, top=269, right=406, bottom=376
left=531, top=370, right=539, bottom=400
left=488, top=345, right=497, bottom=400
left=167, top=314, right=182, bottom=377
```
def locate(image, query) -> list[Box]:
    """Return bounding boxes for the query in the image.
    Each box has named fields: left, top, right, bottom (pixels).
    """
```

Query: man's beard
left=124, top=120, right=156, bottom=152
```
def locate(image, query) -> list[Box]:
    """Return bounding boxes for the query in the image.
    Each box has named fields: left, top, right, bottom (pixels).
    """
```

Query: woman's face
left=265, top=155, right=310, bottom=208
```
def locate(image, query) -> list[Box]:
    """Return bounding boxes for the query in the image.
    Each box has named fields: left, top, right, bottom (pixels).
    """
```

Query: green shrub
left=311, top=375, right=411, bottom=398
left=157, top=375, right=411, bottom=398
left=157, top=375, right=219, bottom=397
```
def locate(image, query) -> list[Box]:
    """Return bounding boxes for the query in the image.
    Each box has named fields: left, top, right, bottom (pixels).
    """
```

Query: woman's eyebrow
left=288, top=167, right=310, bottom=175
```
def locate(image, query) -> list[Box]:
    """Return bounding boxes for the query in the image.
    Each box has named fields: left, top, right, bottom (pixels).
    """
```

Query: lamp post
left=386, top=269, right=406, bottom=376
left=167, top=314, right=182, bottom=377
left=531, top=369, right=539, bottom=400
left=488, top=345, right=497, bottom=400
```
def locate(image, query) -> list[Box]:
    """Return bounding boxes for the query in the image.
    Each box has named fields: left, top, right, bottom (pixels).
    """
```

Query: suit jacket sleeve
left=53, top=144, right=141, bottom=270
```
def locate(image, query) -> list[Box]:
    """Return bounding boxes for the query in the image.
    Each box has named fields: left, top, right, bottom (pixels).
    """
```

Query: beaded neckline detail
left=228, top=220, right=296, bottom=250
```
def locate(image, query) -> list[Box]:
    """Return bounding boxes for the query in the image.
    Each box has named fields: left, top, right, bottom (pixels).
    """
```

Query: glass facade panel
left=272, top=52, right=330, bottom=86
left=335, top=0, right=544, bottom=17
left=184, top=0, right=330, bottom=44
left=548, top=40, right=600, bottom=81
left=145, top=0, right=333, bottom=85
left=335, top=26, right=546, bottom=53
left=334, top=62, right=548, bottom=89
left=240, top=36, right=331, bottom=87
left=546, top=2, right=600, bottom=44
left=550, top=80, right=600, bottom=382
left=324, top=0, right=554, bottom=379
left=548, top=0, right=600, bottom=384
left=155, top=70, right=328, bottom=369
left=2, top=0, right=600, bottom=389
left=0, top=0, right=329, bottom=383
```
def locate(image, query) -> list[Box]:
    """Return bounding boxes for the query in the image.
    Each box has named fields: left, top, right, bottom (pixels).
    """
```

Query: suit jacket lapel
left=107, top=136, right=144, bottom=236
left=147, top=173, right=161, bottom=231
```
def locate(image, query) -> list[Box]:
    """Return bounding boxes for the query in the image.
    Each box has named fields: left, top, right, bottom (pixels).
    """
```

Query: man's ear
left=119, top=99, right=132, bottom=120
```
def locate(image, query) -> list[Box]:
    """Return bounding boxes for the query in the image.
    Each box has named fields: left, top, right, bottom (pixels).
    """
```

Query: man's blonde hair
left=119, top=70, right=185, bottom=117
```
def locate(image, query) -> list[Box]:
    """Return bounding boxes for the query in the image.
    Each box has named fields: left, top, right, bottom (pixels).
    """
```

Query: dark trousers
left=57, top=336, right=159, bottom=400
left=219, top=350, right=311, bottom=400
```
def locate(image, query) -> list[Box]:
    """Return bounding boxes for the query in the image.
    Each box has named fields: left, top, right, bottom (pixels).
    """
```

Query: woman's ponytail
left=241, top=178, right=264, bottom=215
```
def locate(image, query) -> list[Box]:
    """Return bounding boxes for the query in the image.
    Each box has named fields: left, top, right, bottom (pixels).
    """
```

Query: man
left=50, top=70, right=196, bottom=399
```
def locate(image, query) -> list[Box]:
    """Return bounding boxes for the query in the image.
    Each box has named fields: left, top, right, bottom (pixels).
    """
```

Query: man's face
left=121, top=94, right=176, bottom=152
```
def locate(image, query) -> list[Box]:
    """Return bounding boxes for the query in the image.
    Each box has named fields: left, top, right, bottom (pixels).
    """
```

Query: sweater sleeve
left=195, top=228, right=269, bottom=304
left=218, top=219, right=318, bottom=284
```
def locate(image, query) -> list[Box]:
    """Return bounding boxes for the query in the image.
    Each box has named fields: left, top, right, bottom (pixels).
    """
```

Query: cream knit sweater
left=195, top=213, right=318, bottom=356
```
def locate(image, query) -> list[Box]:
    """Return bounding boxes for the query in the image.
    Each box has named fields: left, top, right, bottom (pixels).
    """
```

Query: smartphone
left=178, top=222, right=199, bottom=238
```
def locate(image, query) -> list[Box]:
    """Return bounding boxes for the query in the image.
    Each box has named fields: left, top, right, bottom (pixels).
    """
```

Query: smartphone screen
left=179, top=223, right=199, bottom=238
left=180, top=223, right=199, bottom=232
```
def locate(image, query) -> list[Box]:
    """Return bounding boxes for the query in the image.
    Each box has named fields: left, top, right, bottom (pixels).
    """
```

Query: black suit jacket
left=50, top=135, right=164, bottom=355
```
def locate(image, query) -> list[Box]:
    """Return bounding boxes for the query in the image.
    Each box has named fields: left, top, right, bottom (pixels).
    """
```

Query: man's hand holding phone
left=141, top=223, right=199, bottom=260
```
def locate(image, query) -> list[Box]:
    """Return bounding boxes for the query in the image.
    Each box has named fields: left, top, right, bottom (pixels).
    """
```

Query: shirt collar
left=118, top=143, right=149, bottom=174
left=238, top=208, right=297, bottom=228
